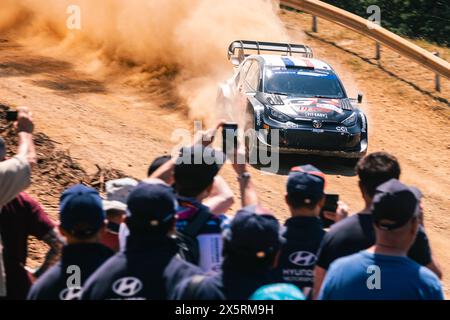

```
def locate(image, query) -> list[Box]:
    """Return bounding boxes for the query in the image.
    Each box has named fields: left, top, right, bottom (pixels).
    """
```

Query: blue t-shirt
left=318, top=251, right=444, bottom=300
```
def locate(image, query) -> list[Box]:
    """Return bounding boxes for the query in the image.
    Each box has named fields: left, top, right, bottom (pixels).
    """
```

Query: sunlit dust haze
left=0, top=0, right=290, bottom=124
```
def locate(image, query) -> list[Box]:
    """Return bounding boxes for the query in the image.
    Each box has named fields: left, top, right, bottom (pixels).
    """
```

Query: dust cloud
left=0, top=0, right=289, bottom=124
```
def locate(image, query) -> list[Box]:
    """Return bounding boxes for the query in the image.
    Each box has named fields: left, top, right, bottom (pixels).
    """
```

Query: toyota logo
left=59, top=287, right=83, bottom=300
left=289, top=251, right=317, bottom=266
left=312, top=120, right=322, bottom=129
left=112, top=277, right=143, bottom=297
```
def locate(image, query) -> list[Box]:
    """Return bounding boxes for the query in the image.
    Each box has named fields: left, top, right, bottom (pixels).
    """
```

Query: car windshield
left=264, top=67, right=346, bottom=98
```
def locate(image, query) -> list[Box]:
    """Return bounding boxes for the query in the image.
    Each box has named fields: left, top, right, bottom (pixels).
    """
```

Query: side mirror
left=357, top=93, right=363, bottom=103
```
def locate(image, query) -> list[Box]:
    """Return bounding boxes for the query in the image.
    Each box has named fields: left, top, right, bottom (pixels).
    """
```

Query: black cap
left=224, top=206, right=283, bottom=258
left=126, top=183, right=177, bottom=231
left=286, top=165, right=326, bottom=205
left=371, top=179, right=419, bottom=230
left=59, top=184, right=105, bottom=238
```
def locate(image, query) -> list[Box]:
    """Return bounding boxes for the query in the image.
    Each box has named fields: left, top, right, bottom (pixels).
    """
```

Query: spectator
left=173, top=207, right=283, bottom=300
left=0, top=193, right=64, bottom=299
left=0, top=137, right=63, bottom=299
left=318, top=179, right=444, bottom=300
left=27, top=185, right=113, bottom=300
left=273, top=165, right=347, bottom=299
left=120, top=147, right=235, bottom=255
left=1, top=107, right=36, bottom=297
left=250, top=283, right=306, bottom=300
left=313, top=152, right=442, bottom=298
left=146, top=154, right=234, bottom=215
left=81, top=182, right=202, bottom=300
left=101, top=178, right=138, bottom=252
left=172, top=145, right=228, bottom=271
left=149, top=123, right=237, bottom=272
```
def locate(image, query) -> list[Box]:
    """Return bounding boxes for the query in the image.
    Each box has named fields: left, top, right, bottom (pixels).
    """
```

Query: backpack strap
left=182, top=207, right=211, bottom=238
left=184, top=275, right=206, bottom=299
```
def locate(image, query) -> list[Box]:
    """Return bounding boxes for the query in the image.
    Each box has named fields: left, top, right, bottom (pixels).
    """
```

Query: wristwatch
left=237, top=171, right=251, bottom=181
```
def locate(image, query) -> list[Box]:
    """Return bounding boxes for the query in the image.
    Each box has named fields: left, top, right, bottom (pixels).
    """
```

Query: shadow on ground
left=0, top=41, right=106, bottom=94
left=250, top=153, right=357, bottom=177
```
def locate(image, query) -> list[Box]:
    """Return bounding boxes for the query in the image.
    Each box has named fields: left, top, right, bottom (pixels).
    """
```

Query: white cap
left=102, top=178, right=139, bottom=211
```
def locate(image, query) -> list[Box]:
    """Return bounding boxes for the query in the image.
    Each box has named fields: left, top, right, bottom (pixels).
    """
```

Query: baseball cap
left=126, top=183, right=178, bottom=231
left=371, top=179, right=419, bottom=230
left=102, top=178, right=139, bottom=211
left=60, top=184, right=105, bottom=237
left=174, top=145, right=225, bottom=193
left=287, top=165, right=326, bottom=205
left=224, top=206, right=283, bottom=258
left=409, top=186, right=422, bottom=201
left=250, top=283, right=306, bottom=300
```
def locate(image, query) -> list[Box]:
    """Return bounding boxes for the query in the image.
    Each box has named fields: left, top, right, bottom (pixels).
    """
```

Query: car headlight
left=341, top=112, right=357, bottom=126
left=267, top=107, right=291, bottom=122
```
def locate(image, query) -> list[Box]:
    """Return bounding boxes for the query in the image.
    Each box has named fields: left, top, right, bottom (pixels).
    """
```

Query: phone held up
left=320, top=194, right=339, bottom=228
left=5, top=110, right=18, bottom=122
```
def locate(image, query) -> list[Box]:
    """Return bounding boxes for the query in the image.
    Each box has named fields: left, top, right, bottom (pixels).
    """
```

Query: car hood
left=260, top=93, right=353, bottom=121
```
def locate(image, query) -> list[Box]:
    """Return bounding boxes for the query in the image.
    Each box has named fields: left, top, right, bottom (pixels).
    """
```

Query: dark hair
left=61, top=224, right=103, bottom=240
left=105, top=208, right=125, bottom=219
left=125, top=216, right=175, bottom=235
left=147, top=155, right=172, bottom=177
left=174, top=146, right=221, bottom=197
left=174, top=175, right=215, bottom=197
left=0, top=137, right=6, bottom=161
left=286, top=194, right=322, bottom=209
left=356, top=152, right=401, bottom=197
left=222, top=240, right=278, bottom=270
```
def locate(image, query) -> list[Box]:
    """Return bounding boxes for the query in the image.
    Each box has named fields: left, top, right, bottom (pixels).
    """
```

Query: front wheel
left=343, top=157, right=360, bottom=168
left=244, top=111, right=259, bottom=164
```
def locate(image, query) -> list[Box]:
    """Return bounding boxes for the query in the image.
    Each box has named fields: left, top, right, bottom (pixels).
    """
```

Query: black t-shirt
left=172, top=259, right=278, bottom=300
left=81, top=234, right=202, bottom=300
left=273, top=216, right=325, bottom=297
left=316, top=212, right=432, bottom=270
left=27, top=243, right=114, bottom=300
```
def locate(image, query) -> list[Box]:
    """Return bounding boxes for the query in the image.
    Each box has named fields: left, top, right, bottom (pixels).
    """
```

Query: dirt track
left=0, top=9, right=449, bottom=295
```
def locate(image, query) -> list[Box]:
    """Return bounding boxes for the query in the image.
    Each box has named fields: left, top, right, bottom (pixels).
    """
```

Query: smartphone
left=6, top=110, right=18, bottom=122
left=222, top=123, right=238, bottom=156
left=320, top=194, right=339, bottom=228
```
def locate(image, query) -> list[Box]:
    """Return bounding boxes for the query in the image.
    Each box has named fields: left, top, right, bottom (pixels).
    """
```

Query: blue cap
left=371, top=179, right=419, bottom=230
left=224, top=206, right=283, bottom=258
left=60, top=184, right=105, bottom=237
left=287, top=165, right=325, bottom=205
left=250, top=283, right=306, bottom=300
left=126, top=183, right=177, bottom=230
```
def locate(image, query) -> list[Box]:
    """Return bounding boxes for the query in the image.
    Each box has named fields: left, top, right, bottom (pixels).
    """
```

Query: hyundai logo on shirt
left=289, top=251, right=318, bottom=267
left=112, top=277, right=143, bottom=297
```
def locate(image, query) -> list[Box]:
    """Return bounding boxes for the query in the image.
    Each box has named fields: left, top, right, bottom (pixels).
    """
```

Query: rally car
left=217, top=40, right=368, bottom=161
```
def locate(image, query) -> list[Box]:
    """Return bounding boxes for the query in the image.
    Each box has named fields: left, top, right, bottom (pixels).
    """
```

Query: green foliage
left=323, top=0, right=450, bottom=46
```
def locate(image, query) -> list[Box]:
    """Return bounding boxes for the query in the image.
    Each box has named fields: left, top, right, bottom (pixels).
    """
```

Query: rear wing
left=227, top=40, right=314, bottom=65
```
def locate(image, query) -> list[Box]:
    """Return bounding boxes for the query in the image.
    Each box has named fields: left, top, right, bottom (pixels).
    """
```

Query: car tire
left=244, top=110, right=259, bottom=164
left=344, top=157, right=360, bottom=168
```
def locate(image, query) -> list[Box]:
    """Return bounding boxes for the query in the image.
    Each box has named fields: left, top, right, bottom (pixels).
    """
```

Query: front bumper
left=255, top=116, right=368, bottom=158
left=258, top=142, right=368, bottom=158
